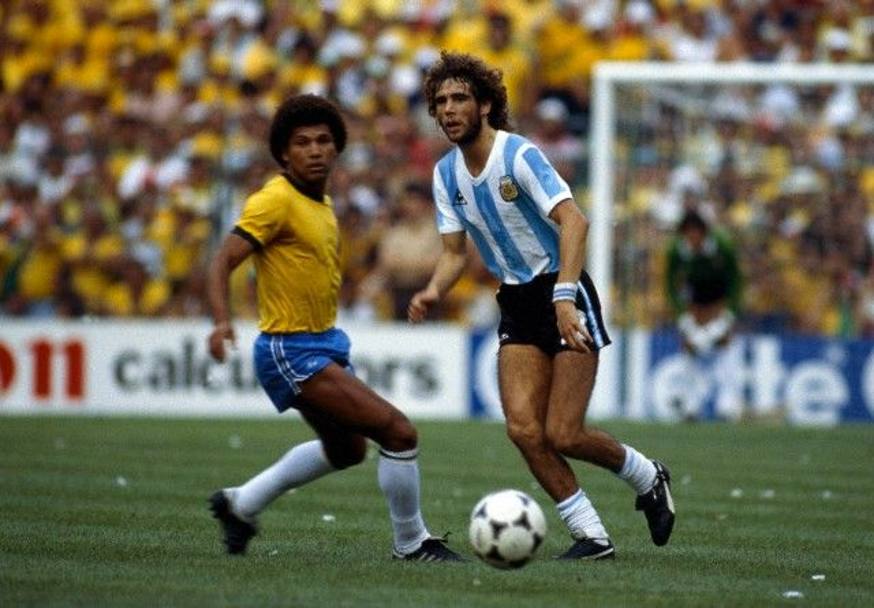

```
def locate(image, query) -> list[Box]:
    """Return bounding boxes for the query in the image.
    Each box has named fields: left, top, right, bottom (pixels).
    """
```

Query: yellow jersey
left=234, top=175, right=341, bottom=334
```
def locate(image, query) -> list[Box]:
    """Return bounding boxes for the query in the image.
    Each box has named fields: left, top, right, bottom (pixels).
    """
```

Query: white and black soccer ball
left=468, top=489, right=547, bottom=569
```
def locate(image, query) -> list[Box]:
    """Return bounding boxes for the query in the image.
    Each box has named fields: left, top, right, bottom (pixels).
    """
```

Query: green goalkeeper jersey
left=665, top=228, right=741, bottom=317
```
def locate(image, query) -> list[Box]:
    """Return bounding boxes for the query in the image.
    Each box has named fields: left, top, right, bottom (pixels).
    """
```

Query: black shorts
left=496, top=271, right=611, bottom=357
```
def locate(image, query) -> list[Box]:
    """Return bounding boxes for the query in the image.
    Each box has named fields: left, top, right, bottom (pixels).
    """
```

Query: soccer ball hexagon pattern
left=468, top=489, right=547, bottom=569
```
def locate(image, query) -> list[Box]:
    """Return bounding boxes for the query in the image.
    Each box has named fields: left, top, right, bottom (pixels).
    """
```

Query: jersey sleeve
left=514, top=145, right=574, bottom=216
left=432, top=163, right=464, bottom=234
left=234, top=188, right=285, bottom=248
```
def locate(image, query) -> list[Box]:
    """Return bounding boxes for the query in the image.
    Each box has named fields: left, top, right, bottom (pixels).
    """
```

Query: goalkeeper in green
left=665, top=209, right=743, bottom=421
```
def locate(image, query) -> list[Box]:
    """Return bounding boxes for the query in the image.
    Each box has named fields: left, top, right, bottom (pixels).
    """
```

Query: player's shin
left=377, top=448, right=430, bottom=554
left=616, top=444, right=658, bottom=495
left=233, top=440, right=336, bottom=519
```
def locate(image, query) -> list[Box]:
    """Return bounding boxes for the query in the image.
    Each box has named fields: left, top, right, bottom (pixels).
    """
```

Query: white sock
left=617, top=444, right=657, bottom=495
left=233, top=440, right=336, bottom=519
left=557, top=488, right=609, bottom=541
left=377, top=448, right=430, bottom=555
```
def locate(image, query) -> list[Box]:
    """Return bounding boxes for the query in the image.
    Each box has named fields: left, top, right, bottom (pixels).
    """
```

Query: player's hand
left=208, top=322, right=236, bottom=362
left=555, top=301, right=592, bottom=353
left=408, top=286, right=439, bottom=324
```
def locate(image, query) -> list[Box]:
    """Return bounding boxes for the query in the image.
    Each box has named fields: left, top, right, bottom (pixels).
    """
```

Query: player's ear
left=481, top=100, right=492, bottom=118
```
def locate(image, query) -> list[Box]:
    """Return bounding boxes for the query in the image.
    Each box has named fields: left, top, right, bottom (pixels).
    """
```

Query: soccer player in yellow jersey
left=205, top=95, right=461, bottom=562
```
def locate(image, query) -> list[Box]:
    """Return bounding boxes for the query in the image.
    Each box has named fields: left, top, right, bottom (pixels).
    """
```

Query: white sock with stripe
left=557, top=488, right=609, bottom=541
left=378, top=448, right=430, bottom=555
left=617, top=444, right=658, bottom=495
left=233, top=440, right=336, bottom=520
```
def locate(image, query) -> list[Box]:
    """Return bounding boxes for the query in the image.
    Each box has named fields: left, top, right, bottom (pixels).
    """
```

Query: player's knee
left=381, top=414, right=418, bottom=453
left=506, top=419, right=546, bottom=452
left=325, top=436, right=367, bottom=469
left=545, top=428, right=577, bottom=455
left=545, top=421, right=583, bottom=456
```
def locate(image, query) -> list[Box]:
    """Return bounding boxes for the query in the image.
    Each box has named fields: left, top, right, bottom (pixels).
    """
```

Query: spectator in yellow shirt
left=13, top=205, right=63, bottom=317
left=480, top=10, right=534, bottom=118
left=609, top=0, right=656, bottom=61
left=534, top=0, right=605, bottom=132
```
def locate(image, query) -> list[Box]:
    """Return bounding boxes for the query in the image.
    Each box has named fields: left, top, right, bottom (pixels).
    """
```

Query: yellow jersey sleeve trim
left=232, top=226, right=262, bottom=250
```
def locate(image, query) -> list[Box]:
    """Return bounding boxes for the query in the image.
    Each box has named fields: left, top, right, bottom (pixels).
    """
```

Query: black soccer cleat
left=394, top=536, right=465, bottom=562
left=557, top=538, right=616, bottom=561
left=209, top=490, right=257, bottom=555
left=635, top=460, right=676, bottom=546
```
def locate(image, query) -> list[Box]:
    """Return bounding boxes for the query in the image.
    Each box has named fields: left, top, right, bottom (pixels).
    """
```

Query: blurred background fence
left=1, top=0, right=872, bottom=424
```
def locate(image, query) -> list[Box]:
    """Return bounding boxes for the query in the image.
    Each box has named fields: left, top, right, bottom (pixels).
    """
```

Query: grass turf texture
left=1, top=417, right=872, bottom=607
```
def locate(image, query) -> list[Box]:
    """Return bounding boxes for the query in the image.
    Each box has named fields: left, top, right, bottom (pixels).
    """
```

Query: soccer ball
left=468, top=489, right=547, bottom=569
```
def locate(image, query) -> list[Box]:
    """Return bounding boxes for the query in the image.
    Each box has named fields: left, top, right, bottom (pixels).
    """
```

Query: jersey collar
left=458, top=130, right=507, bottom=185
left=282, top=172, right=326, bottom=203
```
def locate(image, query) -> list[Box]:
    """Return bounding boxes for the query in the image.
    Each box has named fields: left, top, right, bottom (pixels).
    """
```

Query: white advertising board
left=0, top=321, right=468, bottom=419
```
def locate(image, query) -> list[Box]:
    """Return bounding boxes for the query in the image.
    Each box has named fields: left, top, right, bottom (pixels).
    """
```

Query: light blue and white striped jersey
left=432, top=130, right=573, bottom=285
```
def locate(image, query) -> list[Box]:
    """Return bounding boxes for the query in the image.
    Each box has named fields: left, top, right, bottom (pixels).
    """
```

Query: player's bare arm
left=549, top=200, right=592, bottom=353
left=408, top=231, right=467, bottom=323
left=206, top=233, right=255, bottom=362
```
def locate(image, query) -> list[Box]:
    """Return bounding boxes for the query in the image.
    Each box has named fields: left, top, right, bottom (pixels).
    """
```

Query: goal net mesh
left=605, top=77, right=874, bottom=336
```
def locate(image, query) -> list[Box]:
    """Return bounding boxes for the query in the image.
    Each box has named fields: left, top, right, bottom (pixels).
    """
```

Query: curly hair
left=422, top=51, right=510, bottom=131
left=268, top=94, right=347, bottom=167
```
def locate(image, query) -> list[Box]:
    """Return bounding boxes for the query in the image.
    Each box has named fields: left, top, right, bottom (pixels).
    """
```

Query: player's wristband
left=552, top=282, right=577, bottom=303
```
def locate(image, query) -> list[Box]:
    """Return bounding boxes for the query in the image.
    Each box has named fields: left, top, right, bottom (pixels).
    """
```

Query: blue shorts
left=254, top=328, right=353, bottom=412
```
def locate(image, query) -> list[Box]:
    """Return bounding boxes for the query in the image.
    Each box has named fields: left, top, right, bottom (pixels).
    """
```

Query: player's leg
left=499, top=344, right=575, bottom=499
left=298, top=364, right=461, bottom=561
left=545, top=350, right=675, bottom=546
left=712, top=338, right=744, bottom=421
left=544, top=350, right=626, bottom=470
left=209, top=331, right=368, bottom=555
left=499, top=344, right=613, bottom=559
left=210, top=410, right=364, bottom=555
left=672, top=349, right=708, bottom=421
left=231, top=407, right=366, bottom=520
left=208, top=406, right=363, bottom=556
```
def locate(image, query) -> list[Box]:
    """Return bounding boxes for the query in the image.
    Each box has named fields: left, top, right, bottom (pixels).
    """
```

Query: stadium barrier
left=1, top=321, right=871, bottom=425
left=0, top=320, right=467, bottom=419
left=472, top=328, right=874, bottom=426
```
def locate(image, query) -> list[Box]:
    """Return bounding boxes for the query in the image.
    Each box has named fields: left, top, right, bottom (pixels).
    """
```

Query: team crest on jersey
left=498, top=175, right=519, bottom=201
left=453, top=190, right=467, bottom=206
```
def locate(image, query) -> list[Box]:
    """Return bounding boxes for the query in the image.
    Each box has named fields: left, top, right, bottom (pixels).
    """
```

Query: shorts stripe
left=577, top=280, right=608, bottom=349
left=270, top=335, right=303, bottom=395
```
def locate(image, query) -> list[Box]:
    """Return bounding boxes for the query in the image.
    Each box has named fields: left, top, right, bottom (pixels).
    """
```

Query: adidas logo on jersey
left=453, top=190, right=467, bottom=206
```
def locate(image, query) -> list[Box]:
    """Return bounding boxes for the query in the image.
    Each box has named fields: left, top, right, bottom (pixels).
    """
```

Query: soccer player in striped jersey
left=410, top=52, right=675, bottom=559
left=206, top=94, right=461, bottom=562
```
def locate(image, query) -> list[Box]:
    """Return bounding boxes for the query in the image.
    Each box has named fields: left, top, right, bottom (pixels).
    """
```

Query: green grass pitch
left=1, top=416, right=873, bottom=607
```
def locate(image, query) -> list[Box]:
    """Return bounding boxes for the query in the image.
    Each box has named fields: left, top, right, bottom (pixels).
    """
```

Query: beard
left=445, top=113, right=483, bottom=146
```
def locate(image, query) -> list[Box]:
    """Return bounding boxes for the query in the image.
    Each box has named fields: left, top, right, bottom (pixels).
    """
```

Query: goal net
left=590, top=62, right=873, bottom=330
left=586, top=62, right=874, bottom=421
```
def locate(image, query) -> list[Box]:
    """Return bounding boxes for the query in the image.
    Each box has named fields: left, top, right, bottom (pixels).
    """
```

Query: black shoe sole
left=566, top=548, right=616, bottom=561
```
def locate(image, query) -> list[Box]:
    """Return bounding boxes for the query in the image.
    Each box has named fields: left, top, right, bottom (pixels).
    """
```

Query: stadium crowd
left=0, top=0, right=872, bottom=336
